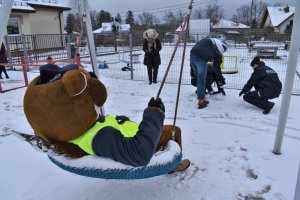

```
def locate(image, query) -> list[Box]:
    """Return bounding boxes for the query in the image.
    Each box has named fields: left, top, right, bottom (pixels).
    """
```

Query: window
left=7, top=18, right=20, bottom=35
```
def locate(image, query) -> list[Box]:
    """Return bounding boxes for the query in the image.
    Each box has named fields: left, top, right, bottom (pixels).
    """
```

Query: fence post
left=67, top=34, right=71, bottom=60
left=21, top=34, right=29, bottom=71
left=21, top=56, right=29, bottom=86
left=129, top=32, right=133, bottom=80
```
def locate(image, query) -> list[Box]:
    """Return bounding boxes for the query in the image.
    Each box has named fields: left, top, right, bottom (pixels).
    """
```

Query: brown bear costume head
left=24, top=65, right=107, bottom=142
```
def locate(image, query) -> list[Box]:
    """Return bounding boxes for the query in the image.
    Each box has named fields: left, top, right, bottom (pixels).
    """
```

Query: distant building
left=175, top=19, right=210, bottom=42
left=93, top=22, right=130, bottom=34
left=211, top=19, right=249, bottom=29
left=1, top=0, right=70, bottom=35
left=260, top=6, right=295, bottom=34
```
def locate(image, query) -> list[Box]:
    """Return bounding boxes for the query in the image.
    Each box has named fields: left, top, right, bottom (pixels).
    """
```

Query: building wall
left=29, top=8, right=62, bottom=34
left=278, top=17, right=294, bottom=34
left=263, top=15, right=272, bottom=28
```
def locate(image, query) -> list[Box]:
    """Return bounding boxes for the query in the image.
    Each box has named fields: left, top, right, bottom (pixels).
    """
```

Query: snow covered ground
left=0, top=65, right=300, bottom=199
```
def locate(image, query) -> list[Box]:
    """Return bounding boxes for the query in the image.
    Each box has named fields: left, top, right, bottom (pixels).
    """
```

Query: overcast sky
left=87, top=0, right=296, bottom=20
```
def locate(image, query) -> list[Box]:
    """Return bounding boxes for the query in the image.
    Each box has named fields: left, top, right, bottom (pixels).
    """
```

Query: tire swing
left=48, top=1, right=193, bottom=180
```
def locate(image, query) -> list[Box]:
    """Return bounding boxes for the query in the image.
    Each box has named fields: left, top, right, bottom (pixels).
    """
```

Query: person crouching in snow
left=239, top=56, right=282, bottom=114
left=190, top=37, right=227, bottom=109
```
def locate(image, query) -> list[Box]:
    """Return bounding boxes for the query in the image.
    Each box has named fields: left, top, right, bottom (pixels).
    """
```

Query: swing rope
left=156, top=0, right=193, bottom=139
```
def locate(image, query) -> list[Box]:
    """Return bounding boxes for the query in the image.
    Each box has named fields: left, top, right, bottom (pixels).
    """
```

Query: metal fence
left=3, top=29, right=300, bottom=94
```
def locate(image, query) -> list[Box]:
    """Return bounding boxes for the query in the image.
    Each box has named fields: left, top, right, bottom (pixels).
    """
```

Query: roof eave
left=26, top=3, right=71, bottom=11
left=11, top=9, right=36, bottom=13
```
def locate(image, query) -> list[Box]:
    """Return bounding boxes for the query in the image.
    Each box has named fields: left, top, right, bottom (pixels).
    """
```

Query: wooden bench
left=256, top=47, right=278, bottom=59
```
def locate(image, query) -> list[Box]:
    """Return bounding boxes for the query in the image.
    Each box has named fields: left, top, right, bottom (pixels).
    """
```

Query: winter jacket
left=70, top=108, right=165, bottom=167
left=242, top=62, right=282, bottom=99
left=143, top=38, right=162, bottom=67
left=0, top=43, right=8, bottom=64
left=190, top=38, right=224, bottom=82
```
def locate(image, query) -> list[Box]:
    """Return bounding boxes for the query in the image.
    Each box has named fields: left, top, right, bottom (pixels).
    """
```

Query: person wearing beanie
left=239, top=56, right=282, bottom=114
left=190, top=37, right=227, bottom=109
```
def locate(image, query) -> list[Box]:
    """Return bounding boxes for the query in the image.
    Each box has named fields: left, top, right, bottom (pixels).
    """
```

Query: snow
left=0, top=0, right=69, bottom=11
left=211, top=19, right=249, bottom=29
left=93, top=22, right=130, bottom=33
left=1, top=56, right=300, bottom=199
left=267, top=7, right=295, bottom=27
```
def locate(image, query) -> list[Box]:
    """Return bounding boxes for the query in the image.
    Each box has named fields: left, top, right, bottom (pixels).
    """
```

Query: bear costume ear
left=61, top=70, right=107, bottom=107
left=61, top=70, right=87, bottom=97
left=89, top=78, right=107, bottom=107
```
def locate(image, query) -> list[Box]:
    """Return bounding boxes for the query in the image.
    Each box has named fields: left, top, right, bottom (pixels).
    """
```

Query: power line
left=104, top=0, right=213, bottom=17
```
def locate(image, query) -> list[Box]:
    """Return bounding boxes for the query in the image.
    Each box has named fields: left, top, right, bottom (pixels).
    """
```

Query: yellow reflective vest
left=69, top=115, right=139, bottom=155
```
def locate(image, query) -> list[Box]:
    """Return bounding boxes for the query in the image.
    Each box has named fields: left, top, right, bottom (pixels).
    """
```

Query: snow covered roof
left=25, top=0, right=70, bottom=10
left=211, top=19, right=249, bottom=29
left=93, top=22, right=130, bottom=33
left=0, top=0, right=70, bottom=12
left=176, top=19, right=210, bottom=32
left=267, top=6, right=295, bottom=27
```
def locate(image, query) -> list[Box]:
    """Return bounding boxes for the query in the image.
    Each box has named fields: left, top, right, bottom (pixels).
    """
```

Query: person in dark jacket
left=0, top=42, right=9, bottom=79
left=190, top=38, right=227, bottom=108
left=143, top=29, right=162, bottom=84
left=239, top=56, right=282, bottom=114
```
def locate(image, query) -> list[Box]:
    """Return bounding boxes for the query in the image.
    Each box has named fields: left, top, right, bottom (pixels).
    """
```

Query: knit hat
left=211, top=38, right=227, bottom=54
left=250, top=56, right=260, bottom=67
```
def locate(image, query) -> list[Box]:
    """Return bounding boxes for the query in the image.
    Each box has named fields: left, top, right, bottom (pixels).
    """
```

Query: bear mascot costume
left=20, top=63, right=189, bottom=172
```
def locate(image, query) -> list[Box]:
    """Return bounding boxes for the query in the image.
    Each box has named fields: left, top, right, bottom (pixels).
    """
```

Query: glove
left=148, top=97, right=165, bottom=112
left=239, top=91, right=244, bottom=97
left=217, top=83, right=226, bottom=96
left=116, top=115, right=130, bottom=124
left=219, top=78, right=226, bottom=85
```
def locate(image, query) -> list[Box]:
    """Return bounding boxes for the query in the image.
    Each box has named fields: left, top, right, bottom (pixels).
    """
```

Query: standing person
left=190, top=38, right=227, bottom=108
left=0, top=42, right=9, bottom=79
left=239, top=56, right=282, bottom=114
left=143, top=29, right=162, bottom=85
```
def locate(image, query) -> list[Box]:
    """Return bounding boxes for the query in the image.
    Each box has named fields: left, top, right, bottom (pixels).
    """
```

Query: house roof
left=93, top=22, right=130, bottom=33
left=266, top=6, right=295, bottom=27
left=176, top=19, right=210, bottom=31
left=0, top=0, right=70, bottom=13
left=26, top=1, right=71, bottom=11
left=211, top=19, right=249, bottom=29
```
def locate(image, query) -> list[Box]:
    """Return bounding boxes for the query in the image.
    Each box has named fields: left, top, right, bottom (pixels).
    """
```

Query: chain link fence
left=3, top=29, right=300, bottom=94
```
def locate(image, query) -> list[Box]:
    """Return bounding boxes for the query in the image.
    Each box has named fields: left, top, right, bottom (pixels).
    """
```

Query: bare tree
left=163, top=11, right=177, bottom=25
left=204, top=1, right=224, bottom=23
left=176, top=10, right=186, bottom=24
left=138, top=12, right=159, bottom=27
left=236, top=4, right=251, bottom=25
left=90, top=10, right=99, bottom=30
left=193, top=7, right=203, bottom=19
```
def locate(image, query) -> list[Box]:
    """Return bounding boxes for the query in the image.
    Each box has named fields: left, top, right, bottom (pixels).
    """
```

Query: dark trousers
left=243, top=91, right=269, bottom=110
left=0, top=65, right=9, bottom=78
left=147, top=65, right=159, bottom=83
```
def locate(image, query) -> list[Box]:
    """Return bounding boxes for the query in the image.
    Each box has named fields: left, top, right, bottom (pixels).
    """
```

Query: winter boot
left=168, top=159, right=191, bottom=174
left=263, top=102, right=275, bottom=114
left=198, top=98, right=209, bottom=109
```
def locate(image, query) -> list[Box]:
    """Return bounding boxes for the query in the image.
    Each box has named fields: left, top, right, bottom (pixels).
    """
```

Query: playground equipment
left=221, top=55, right=239, bottom=74
left=0, top=55, right=81, bottom=93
